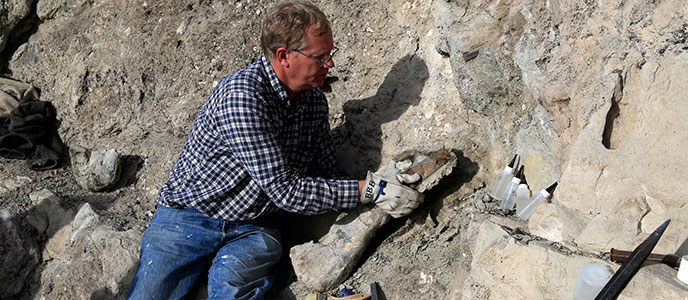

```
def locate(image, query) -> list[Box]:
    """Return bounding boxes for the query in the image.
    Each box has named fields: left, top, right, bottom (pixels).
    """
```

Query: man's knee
left=207, top=228, right=282, bottom=299
left=215, top=229, right=281, bottom=280
left=128, top=207, right=219, bottom=300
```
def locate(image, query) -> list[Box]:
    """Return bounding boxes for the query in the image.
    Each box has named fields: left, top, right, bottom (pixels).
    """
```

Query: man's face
left=285, top=26, right=335, bottom=93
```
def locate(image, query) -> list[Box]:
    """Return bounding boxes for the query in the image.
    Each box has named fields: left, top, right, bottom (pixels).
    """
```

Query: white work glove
left=360, top=171, right=424, bottom=218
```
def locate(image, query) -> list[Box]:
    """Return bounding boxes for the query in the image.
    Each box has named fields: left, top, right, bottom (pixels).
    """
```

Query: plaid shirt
left=156, top=56, right=359, bottom=221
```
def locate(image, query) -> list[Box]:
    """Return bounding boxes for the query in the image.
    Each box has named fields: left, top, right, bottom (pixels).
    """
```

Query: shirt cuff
left=337, top=179, right=360, bottom=210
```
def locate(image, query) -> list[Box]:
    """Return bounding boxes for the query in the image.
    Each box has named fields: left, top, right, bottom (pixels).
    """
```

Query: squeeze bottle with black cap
left=514, top=174, right=531, bottom=211
left=500, top=165, right=523, bottom=209
left=504, top=169, right=527, bottom=210
left=489, top=154, right=518, bottom=201
left=516, top=181, right=558, bottom=221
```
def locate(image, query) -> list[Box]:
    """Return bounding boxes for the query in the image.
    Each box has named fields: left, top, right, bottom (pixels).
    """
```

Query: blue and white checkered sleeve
left=214, top=91, right=358, bottom=214
left=312, top=114, right=344, bottom=179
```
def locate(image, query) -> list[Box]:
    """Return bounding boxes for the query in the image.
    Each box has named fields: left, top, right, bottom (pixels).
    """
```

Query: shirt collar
left=261, top=55, right=289, bottom=103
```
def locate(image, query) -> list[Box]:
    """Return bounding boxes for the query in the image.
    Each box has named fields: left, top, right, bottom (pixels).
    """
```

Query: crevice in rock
left=636, top=196, right=652, bottom=235
left=594, top=165, right=606, bottom=192
left=602, top=72, right=624, bottom=149
left=1, top=0, right=42, bottom=75
left=499, top=224, right=607, bottom=260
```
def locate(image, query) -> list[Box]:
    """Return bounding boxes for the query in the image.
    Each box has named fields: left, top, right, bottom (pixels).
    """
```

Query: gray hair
left=261, top=2, right=331, bottom=59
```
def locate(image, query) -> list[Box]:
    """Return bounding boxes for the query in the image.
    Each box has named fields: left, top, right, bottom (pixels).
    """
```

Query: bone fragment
left=290, top=149, right=457, bottom=292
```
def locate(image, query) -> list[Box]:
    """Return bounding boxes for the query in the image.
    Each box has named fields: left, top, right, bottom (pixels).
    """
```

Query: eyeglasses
left=290, top=47, right=338, bottom=67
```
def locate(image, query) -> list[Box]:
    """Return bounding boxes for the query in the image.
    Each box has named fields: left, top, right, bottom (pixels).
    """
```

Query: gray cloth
left=0, top=77, right=40, bottom=119
left=0, top=77, right=64, bottom=170
left=0, top=100, right=65, bottom=170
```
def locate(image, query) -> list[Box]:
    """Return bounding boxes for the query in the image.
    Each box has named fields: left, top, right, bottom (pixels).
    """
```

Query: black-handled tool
left=370, top=282, right=387, bottom=300
left=594, top=219, right=671, bottom=300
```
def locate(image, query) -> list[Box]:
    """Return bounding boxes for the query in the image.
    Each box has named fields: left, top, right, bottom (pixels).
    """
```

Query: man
left=127, top=2, right=422, bottom=299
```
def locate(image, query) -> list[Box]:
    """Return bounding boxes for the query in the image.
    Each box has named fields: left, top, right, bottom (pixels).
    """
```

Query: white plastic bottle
left=505, top=170, right=529, bottom=210
left=573, top=263, right=612, bottom=300
left=514, top=175, right=531, bottom=211
left=500, top=165, right=523, bottom=209
left=516, top=182, right=558, bottom=220
left=489, top=154, right=518, bottom=201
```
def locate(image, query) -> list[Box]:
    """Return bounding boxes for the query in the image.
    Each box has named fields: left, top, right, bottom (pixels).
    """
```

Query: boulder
left=0, top=208, right=39, bottom=298
left=35, top=201, right=142, bottom=299
left=26, top=189, right=76, bottom=259
left=0, top=0, right=34, bottom=55
left=70, top=145, right=122, bottom=192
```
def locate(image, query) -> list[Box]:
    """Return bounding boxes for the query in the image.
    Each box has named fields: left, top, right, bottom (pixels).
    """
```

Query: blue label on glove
left=373, top=180, right=387, bottom=203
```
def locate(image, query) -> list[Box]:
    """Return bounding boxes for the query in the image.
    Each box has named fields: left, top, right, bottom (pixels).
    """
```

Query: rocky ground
left=0, top=155, right=145, bottom=299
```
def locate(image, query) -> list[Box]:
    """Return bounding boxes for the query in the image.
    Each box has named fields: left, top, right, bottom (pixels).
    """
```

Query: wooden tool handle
left=306, top=293, right=371, bottom=300
left=610, top=248, right=682, bottom=268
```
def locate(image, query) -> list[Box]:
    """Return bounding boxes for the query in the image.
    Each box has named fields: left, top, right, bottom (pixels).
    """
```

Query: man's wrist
left=357, top=180, right=366, bottom=203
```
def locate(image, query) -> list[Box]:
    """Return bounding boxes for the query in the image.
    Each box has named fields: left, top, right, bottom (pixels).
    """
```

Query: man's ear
left=275, top=48, right=289, bottom=67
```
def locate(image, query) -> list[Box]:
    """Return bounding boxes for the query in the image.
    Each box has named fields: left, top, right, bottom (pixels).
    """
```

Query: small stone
left=69, top=145, right=122, bottom=192
left=29, top=188, right=58, bottom=206
left=475, top=199, right=487, bottom=210
left=2, top=176, right=32, bottom=191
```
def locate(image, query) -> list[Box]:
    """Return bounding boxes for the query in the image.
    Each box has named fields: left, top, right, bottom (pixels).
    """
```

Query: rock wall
left=434, top=0, right=688, bottom=298
left=1, top=0, right=688, bottom=299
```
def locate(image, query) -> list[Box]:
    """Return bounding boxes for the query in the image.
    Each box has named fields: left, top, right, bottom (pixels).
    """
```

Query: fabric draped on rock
left=0, top=77, right=65, bottom=170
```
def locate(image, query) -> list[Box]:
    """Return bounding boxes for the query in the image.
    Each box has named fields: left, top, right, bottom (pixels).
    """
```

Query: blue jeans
left=127, top=206, right=282, bottom=300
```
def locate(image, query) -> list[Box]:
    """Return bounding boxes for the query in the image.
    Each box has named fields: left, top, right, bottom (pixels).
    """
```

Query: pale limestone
left=464, top=214, right=688, bottom=299
left=464, top=214, right=587, bottom=300
left=534, top=52, right=688, bottom=254
left=455, top=0, right=688, bottom=297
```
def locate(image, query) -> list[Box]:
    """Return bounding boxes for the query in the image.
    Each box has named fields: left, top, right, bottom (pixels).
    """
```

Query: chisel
left=594, top=219, right=671, bottom=300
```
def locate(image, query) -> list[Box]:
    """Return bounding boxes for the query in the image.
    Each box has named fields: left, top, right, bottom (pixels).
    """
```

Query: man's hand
left=360, top=171, right=424, bottom=218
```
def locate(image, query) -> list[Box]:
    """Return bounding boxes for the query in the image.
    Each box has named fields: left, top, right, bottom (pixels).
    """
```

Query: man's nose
left=323, top=58, right=334, bottom=69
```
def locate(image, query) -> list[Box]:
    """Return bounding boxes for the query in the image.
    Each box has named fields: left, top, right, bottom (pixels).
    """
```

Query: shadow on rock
left=88, top=264, right=138, bottom=300
left=423, top=149, right=480, bottom=222
left=1, top=190, right=79, bottom=299
left=284, top=55, right=430, bottom=245
left=111, top=155, right=144, bottom=190
left=333, top=55, right=429, bottom=178
left=269, top=56, right=429, bottom=297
